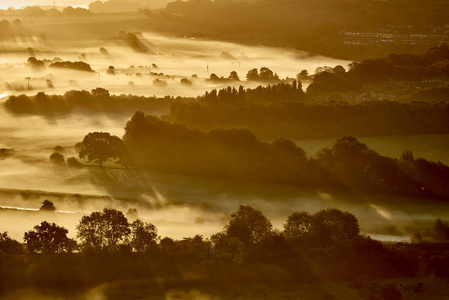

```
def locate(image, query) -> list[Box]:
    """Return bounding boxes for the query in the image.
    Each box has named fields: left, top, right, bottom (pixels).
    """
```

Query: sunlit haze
left=0, top=0, right=449, bottom=298
left=0, top=0, right=89, bottom=9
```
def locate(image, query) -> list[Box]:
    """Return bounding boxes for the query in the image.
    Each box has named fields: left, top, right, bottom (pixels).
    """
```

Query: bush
left=50, top=152, right=65, bottom=165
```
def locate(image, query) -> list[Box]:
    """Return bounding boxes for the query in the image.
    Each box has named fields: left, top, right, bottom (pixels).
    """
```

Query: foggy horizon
left=0, top=0, right=448, bottom=299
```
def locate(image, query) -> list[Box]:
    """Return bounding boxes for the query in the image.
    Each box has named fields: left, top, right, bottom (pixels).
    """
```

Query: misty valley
left=1, top=1, right=449, bottom=300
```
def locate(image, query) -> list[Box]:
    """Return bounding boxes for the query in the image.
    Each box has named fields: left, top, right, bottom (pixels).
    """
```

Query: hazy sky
left=0, top=0, right=91, bottom=9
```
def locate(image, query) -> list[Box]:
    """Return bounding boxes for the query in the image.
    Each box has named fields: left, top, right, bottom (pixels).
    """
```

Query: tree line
left=169, top=91, right=449, bottom=140
left=112, top=112, right=449, bottom=200
left=0, top=205, right=363, bottom=255
left=306, top=44, right=449, bottom=97
left=4, top=88, right=178, bottom=116
left=8, top=82, right=449, bottom=141
left=2, top=205, right=448, bottom=293
left=0, top=6, right=90, bottom=17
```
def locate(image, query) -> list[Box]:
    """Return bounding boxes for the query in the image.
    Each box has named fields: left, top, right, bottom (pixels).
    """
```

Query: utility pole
left=207, top=62, right=209, bottom=74
left=25, top=77, right=31, bottom=90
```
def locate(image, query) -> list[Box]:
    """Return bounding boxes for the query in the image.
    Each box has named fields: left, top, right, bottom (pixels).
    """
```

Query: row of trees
left=1, top=6, right=90, bottom=17
left=118, top=112, right=449, bottom=199
left=4, top=208, right=157, bottom=254
left=1, top=205, right=361, bottom=256
left=4, top=88, right=177, bottom=116
left=74, top=114, right=449, bottom=199
left=201, top=81, right=305, bottom=105
left=2, top=207, right=432, bottom=293
left=306, top=44, right=449, bottom=96
left=0, top=19, right=22, bottom=38
left=169, top=96, right=449, bottom=140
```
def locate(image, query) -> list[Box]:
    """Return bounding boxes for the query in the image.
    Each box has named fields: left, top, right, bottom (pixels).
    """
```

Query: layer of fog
left=0, top=1, right=90, bottom=9
left=0, top=30, right=446, bottom=244
left=0, top=31, right=350, bottom=97
left=2, top=163, right=448, bottom=243
left=1, top=89, right=448, bottom=243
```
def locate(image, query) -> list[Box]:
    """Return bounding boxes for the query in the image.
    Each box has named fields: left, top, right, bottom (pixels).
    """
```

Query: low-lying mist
left=0, top=31, right=349, bottom=97
left=0, top=86, right=448, bottom=243
left=0, top=23, right=447, bottom=247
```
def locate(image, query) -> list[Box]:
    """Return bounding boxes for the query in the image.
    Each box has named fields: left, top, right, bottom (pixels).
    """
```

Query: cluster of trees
left=169, top=97, right=449, bottom=140
left=0, top=206, right=363, bottom=255
left=306, top=44, right=449, bottom=97
left=4, top=88, right=177, bottom=116
left=0, top=208, right=156, bottom=254
left=208, top=67, right=282, bottom=84
left=0, top=6, right=90, bottom=17
left=26, top=57, right=95, bottom=73
left=208, top=71, right=240, bottom=83
left=49, top=61, right=95, bottom=72
left=119, top=112, right=449, bottom=200
left=199, top=81, right=305, bottom=106
left=246, top=67, right=280, bottom=82
left=0, top=19, right=22, bottom=38
left=315, top=137, right=449, bottom=198
left=1, top=205, right=438, bottom=292
left=0, top=232, right=23, bottom=255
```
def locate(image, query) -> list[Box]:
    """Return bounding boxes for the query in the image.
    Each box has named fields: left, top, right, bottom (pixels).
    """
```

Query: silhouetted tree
left=310, top=208, right=360, bottom=246
left=246, top=68, right=259, bottom=81
left=24, top=221, right=73, bottom=254
left=160, top=237, right=178, bottom=252
left=76, top=208, right=131, bottom=252
left=211, top=232, right=245, bottom=264
left=229, top=71, right=239, bottom=81
left=107, top=66, right=116, bottom=75
left=259, top=67, right=279, bottom=81
left=130, top=219, right=157, bottom=252
left=0, top=232, right=23, bottom=254
left=283, top=211, right=312, bottom=240
left=209, top=73, right=219, bottom=81
left=99, top=47, right=109, bottom=56
left=49, top=61, right=94, bottom=72
left=40, top=200, right=56, bottom=212
left=225, top=205, right=273, bottom=245
left=179, top=235, right=212, bottom=260
left=180, top=78, right=193, bottom=85
left=79, top=132, right=127, bottom=168
left=297, top=70, right=310, bottom=81
left=50, top=152, right=65, bottom=165
left=27, top=57, right=44, bottom=70
left=91, top=87, right=110, bottom=100
left=153, top=79, right=168, bottom=86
